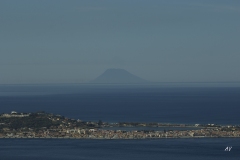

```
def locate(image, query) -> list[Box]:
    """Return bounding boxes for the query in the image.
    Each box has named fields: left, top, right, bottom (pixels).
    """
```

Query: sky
left=0, top=0, right=240, bottom=84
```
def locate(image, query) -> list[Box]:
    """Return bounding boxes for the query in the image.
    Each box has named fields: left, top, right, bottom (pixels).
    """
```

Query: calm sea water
left=0, top=84, right=240, bottom=124
left=0, top=138, right=240, bottom=160
left=1, top=84, right=240, bottom=159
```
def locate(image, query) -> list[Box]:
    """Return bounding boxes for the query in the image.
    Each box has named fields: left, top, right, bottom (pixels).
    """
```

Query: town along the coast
left=1, top=111, right=240, bottom=139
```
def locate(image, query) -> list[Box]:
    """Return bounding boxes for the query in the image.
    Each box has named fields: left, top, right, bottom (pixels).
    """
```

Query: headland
left=1, top=111, right=240, bottom=139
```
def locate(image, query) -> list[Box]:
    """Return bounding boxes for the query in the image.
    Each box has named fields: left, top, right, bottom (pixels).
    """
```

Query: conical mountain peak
left=91, top=69, right=148, bottom=84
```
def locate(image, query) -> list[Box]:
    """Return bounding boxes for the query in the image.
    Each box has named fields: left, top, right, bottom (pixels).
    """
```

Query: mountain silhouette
left=91, top=69, right=148, bottom=84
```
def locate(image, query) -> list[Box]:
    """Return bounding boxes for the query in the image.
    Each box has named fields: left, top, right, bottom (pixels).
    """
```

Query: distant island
left=91, top=69, right=149, bottom=84
left=1, top=111, right=240, bottom=139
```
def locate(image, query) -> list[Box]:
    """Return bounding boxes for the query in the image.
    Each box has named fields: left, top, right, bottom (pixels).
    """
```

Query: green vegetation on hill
left=0, top=112, right=97, bottom=132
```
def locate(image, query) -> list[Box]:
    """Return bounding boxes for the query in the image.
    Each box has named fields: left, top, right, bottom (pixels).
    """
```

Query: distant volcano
left=91, top=69, right=148, bottom=84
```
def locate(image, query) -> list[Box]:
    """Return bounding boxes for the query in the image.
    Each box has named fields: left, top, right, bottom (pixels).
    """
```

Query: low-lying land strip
left=1, top=111, right=240, bottom=139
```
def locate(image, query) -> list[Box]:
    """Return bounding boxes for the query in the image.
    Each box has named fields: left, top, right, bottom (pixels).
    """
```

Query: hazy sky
left=1, top=0, right=240, bottom=84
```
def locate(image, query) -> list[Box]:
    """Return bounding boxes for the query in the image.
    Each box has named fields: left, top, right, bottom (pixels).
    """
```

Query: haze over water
left=1, top=0, right=240, bottom=84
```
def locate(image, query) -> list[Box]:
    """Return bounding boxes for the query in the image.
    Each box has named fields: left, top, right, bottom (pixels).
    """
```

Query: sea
left=0, top=83, right=240, bottom=159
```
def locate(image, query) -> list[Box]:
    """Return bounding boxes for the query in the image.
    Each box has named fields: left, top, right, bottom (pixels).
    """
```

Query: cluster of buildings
left=1, top=111, right=240, bottom=139
left=1, top=126, right=240, bottom=139
left=0, top=111, right=30, bottom=118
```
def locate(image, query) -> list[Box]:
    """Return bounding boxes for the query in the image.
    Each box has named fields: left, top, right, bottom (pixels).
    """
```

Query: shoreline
left=1, top=136, right=240, bottom=139
left=1, top=111, right=240, bottom=140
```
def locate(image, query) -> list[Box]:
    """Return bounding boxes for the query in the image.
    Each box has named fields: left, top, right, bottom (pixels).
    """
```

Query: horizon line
left=1, top=81, right=240, bottom=85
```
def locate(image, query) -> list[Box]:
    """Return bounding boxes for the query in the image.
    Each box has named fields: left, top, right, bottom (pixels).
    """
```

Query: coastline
left=1, top=111, right=240, bottom=140
left=1, top=136, right=240, bottom=139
